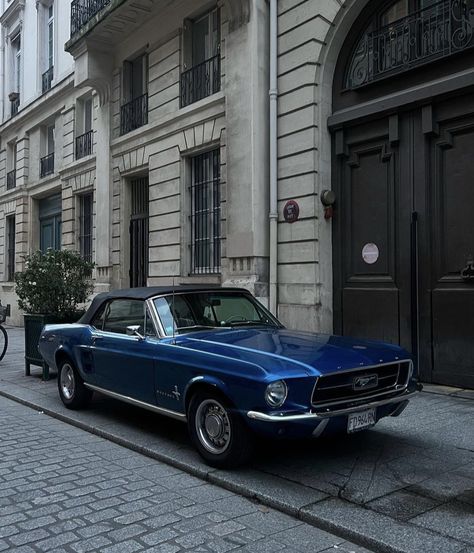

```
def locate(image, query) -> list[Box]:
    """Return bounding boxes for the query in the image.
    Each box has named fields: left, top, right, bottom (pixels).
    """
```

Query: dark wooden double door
left=334, top=93, right=474, bottom=388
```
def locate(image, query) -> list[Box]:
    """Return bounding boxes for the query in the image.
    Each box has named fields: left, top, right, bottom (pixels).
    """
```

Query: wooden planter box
left=24, top=313, right=82, bottom=380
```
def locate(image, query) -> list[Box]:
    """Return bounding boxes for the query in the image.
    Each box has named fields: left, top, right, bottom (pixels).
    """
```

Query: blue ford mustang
left=38, top=287, right=420, bottom=467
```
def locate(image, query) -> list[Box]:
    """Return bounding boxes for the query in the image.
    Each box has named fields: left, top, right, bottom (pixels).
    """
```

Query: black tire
left=187, top=391, right=254, bottom=468
left=0, top=326, right=7, bottom=362
left=57, top=358, right=92, bottom=409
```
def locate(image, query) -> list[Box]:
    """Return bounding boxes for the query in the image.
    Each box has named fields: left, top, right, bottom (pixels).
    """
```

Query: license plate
left=347, top=408, right=376, bottom=433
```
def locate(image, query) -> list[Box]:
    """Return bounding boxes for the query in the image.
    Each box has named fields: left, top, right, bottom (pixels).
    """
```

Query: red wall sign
left=283, top=200, right=300, bottom=223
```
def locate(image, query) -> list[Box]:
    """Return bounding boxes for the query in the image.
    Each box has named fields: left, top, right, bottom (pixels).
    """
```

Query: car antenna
left=172, top=276, right=176, bottom=344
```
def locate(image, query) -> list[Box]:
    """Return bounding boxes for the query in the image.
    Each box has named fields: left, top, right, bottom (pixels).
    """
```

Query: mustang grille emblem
left=353, top=374, right=378, bottom=391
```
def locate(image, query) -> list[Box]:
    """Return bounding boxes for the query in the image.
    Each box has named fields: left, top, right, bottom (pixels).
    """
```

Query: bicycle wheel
left=0, top=325, right=8, bottom=362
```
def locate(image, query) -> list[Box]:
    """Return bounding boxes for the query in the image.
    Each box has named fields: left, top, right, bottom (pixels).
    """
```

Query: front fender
left=184, top=375, right=233, bottom=410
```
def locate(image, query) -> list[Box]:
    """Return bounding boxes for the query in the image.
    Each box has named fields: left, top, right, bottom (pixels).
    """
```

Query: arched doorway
left=331, top=0, right=474, bottom=388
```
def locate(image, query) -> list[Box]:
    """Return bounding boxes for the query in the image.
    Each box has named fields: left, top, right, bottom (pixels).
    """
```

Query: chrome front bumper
left=246, top=390, right=419, bottom=422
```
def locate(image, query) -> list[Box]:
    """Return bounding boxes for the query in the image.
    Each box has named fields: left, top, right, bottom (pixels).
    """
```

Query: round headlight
left=265, top=380, right=287, bottom=407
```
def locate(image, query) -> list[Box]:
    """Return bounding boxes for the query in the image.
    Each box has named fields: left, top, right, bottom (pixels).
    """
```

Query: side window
left=91, top=304, right=107, bottom=330
left=144, top=307, right=156, bottom=337
left=102, top=299, right=145, bottom=334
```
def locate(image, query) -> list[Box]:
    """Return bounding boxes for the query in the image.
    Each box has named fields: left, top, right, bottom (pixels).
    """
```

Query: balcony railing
left=10, top=95, right=20, bottom=117
left=70, top=0, right=112, bottom=36
left=75, top=130, right=94, bottom=159
left=6, top=170, right=16, bottom=190
left=120, top=93, right=148, bottom=136
left=346, top=0, right=474, bottom=89
left=40, top=153, right=55, bottom=178
left=42, top=66, right=54, bottom=94
left=180, top=54, right=221, bottom=108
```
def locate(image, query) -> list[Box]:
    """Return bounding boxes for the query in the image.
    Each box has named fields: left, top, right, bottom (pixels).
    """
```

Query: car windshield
left=153, top=291, right=280, bottom=336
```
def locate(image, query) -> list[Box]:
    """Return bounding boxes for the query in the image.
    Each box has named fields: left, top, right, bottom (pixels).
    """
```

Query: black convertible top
left=78, top=286, right=249, bottom=324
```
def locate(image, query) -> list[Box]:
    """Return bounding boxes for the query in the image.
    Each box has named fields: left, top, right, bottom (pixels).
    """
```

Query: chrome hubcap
left=195, top=399, right=231, bottom=454
left=60, top=364, right=75, bottom=400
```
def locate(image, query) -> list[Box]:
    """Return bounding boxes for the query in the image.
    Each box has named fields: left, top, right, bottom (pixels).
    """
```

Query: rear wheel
left=58, top=358, right=92, bottom=409
left=188, top=391, right=253, bottom=468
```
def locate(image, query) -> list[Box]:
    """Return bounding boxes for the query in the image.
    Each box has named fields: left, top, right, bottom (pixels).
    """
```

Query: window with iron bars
left=6, top=215, right=16, bottom=282
left=79, top=193, right=93, bottom=266
left=190, top=150, right=221, bottom=274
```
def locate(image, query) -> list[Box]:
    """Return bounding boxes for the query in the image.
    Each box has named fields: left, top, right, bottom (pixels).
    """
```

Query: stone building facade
left=1, top=0, right=473, bottom=389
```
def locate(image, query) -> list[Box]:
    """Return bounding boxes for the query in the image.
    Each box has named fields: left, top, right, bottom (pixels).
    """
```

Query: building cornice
left=0, top=0, right=25, bottom=28
left=0, top=73, right=75, bottom=134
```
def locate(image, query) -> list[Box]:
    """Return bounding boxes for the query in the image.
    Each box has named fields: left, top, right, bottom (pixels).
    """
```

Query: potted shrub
left=15, top=249, right=94, bottom=380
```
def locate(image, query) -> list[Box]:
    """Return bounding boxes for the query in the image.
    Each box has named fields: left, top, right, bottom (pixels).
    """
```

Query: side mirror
left=126, top=325, right=145, bottom=340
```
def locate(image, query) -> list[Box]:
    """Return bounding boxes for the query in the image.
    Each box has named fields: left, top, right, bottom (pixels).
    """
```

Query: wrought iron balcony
left=120, top=93, right=148, bottom=136
left=346, top=0, right=474, bottom=89
left=70, top=0, right=112, bottom=36
left=75, top=130, right=94, bottom=159
left=42, top=66, right=54, bottom=94
left=10, top=95, right=20, bottom=117
left=6, top=170, right=16, bottom=190
left=181, top=55, right=221, bottom=108
left=40, top=153, right=55, bottom=178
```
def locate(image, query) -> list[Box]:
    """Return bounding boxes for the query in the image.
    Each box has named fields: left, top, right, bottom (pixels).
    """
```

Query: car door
left=89, top=298, right=157, bottom=405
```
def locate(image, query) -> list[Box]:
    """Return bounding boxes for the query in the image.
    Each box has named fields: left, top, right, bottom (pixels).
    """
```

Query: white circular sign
left=362, top=243, right=379, bottom=265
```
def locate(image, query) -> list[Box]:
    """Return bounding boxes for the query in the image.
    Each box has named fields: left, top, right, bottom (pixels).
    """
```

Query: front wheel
left=188, top=392, right=254, bottom=468
left=0, top=325, right=7, bottom=362
left=58, top=358, right=92, bottom=409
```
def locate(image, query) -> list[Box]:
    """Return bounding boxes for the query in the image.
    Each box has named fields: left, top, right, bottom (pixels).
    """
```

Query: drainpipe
left=269, top=0, right=278, bottom=315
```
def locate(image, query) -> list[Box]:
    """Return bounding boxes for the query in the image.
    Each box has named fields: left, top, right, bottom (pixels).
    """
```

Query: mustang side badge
left=156, top=385, right=181, bottom=400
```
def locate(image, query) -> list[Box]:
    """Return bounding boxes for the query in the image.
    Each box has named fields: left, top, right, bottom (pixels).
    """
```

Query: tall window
left=190, top=150, right=221, bottom=274
left=40, top=124, right=55, bottom=177
left=6, top=216, right=16, bottom=282
left=39, top=194, right=61, bottom=252
left=11, top=32, right=21, bottom=93
left=129, top=177, right=149, bottom=288
left=76, top=97, right=93, bottom=159
left=121, top=54, right=148, bottom=135
left=181, top=8, right=221, bottom=107
left=41, top=3, right=54, bottom=93
left=6, top=142, right=17, bottom=190
left=47, top=5, right=54, bottom=69
left=79, top=193, right=93, bottom=264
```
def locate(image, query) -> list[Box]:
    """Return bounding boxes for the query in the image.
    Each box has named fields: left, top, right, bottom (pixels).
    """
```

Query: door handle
left=461, top=256, right=474, bottom=282
left=91, top=334, right=104, bottom=345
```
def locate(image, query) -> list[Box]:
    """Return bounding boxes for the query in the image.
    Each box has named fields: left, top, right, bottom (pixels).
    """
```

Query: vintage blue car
left=38, top=287, right=420, bottom=467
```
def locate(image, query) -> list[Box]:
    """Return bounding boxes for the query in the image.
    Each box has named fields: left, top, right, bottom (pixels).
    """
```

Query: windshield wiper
left=226, top=320, right=277, bottom=328
left=175, top=325, right=216, bottom=333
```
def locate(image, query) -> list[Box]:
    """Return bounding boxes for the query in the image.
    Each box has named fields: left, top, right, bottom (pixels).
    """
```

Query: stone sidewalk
left=0, top=326, right=473, bottom=553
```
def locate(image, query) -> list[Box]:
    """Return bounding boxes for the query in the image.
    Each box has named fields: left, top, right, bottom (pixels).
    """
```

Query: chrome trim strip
left=314, top=359, right=412, bottom=378
left=247, top=390, right=418, bottom=422
left=84, top=383, right=187, bottom=421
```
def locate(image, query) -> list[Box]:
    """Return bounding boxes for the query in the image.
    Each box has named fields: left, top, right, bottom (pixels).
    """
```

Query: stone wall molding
left=223, top=0, right=250, bottom=31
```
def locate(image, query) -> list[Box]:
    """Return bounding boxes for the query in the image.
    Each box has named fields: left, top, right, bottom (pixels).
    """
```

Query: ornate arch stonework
left=223, top=0, right=250, bottom=31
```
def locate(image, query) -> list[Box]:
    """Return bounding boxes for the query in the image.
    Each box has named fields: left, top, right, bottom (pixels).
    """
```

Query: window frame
left=78, top=192, right=93, bottom=265
left=6, top=215, right=16, bottom=282
left=188, top=148, right=221, bottom=275
left=90, top=299, right=157, bottom=337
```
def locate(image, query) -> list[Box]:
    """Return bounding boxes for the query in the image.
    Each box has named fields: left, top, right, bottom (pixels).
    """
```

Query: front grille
left=312, top=361, right=411, bottom=409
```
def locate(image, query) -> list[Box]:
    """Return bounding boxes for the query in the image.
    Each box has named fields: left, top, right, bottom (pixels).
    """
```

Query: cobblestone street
left=0, top=395, right=371, bottom=553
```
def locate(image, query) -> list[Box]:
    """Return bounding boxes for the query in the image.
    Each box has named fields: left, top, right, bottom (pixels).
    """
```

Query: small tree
left=15, top=249, right=94, bottom=320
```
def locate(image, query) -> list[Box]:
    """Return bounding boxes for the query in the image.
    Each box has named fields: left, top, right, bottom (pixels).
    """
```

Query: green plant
left=15, top=249, right=94, bottom=319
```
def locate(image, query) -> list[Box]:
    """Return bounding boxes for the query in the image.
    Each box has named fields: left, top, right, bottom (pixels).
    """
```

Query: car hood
left=176, top=327, right=409, bottom=377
